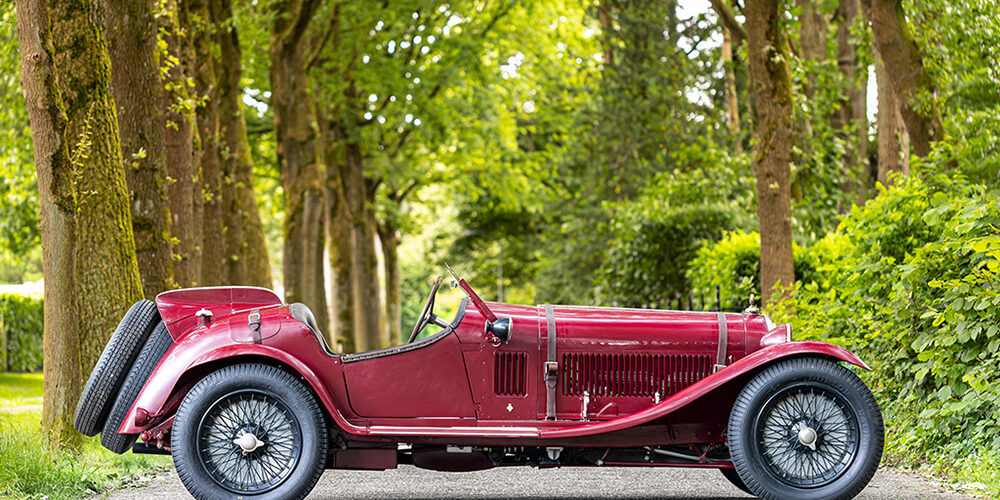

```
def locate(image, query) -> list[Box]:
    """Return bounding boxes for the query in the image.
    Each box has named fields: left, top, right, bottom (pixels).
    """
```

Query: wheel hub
left=234, top=431, right=266, bottom=454
left=795, top=424, right=818, bottom=451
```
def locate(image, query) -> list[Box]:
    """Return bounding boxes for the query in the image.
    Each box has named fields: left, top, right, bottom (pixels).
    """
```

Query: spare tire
left=101, top=321, right=174, bottom=454
left=74, top=299, right=161, bottom=436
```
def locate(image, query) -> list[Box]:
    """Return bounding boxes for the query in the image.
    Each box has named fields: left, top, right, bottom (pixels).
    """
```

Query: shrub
left=599, top=167, right=755, bottom=308
left=0, top=293, right=43, bottom=373
left=771, top=172, right=1000, bottom=453
left=685, top=230, right=838, bottom=310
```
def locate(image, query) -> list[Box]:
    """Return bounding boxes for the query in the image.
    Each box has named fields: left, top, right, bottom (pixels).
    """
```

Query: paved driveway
left=95, top=466, right=980, bottom=499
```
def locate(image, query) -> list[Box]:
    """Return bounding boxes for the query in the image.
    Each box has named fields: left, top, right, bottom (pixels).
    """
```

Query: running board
left=368, top=426, right=541, bottom=438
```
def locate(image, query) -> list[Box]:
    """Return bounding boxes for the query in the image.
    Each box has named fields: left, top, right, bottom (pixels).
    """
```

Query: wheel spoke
left=196, top=389, right=302, bottom=495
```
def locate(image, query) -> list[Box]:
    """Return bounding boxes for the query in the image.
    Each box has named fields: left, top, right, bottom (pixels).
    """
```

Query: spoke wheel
left=752, top=383, right=859, bottom=488
left=173, top=364, right=327, bottom=500
left=727, top=357, right=883, bottom=500
left=197, top=390, right=302, bottom=494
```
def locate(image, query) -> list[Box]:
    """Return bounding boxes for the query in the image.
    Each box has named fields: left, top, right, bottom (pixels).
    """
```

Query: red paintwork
left=121, top=285, right=871, bottom=470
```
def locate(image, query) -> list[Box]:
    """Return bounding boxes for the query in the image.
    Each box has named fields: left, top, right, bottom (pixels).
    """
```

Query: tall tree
left=745, top=0, right=796, bottom=305
left=214, top=0, right=272, bottom=287
left=188, top=0, right=226, bottom=286
left=861, top=0, right=945, bottom=157
left=270, top=0, right=329, bottom=330
left=105, top=0, right=175, bottom=297
left=161, top=0, right=203, bottom=287
left=875, top=48, right=909, bottom=184
left=16, top=0, right=143, bottom=446
left=833, top=0, right=869, bottom=202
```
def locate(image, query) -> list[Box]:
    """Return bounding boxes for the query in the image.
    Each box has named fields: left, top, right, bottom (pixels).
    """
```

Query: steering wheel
left=408, top=276, right=444, bottom=343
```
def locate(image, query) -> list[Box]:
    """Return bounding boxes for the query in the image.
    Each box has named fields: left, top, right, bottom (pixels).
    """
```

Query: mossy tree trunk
left=188, top=0, right=225, bottom=286
left=214, top=0, right=272, bottom=287
left=16, top=0, right=143, bottom=448
left=270, top=0, right=329, bottom=331
left=378, top=217, right=401, bottom=347
left=834, top=0, right=870, bottom=204
left=875, top=47, right=910, bottom=185
left=161, top=0, right=202, bottom=288
left=326, top=134, right=354, bottom=352
left=745, top=0, right=796, bottom=307
left=105, top=0, right=175, bottom=298
left=861, top=0, right=944, bottom=158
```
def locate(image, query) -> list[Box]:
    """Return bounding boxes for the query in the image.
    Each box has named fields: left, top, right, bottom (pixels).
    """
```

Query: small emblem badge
left=506, top=403, right=514, bottom=412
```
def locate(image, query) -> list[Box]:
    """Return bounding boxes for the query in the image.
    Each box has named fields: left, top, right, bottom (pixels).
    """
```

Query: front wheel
left=728, top=357, right=883, bottom=500
left=172, top=364, right=327, bottom=500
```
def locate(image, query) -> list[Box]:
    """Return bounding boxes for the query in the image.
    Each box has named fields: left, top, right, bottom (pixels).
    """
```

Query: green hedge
left=0, top=294, right=43, bottom=373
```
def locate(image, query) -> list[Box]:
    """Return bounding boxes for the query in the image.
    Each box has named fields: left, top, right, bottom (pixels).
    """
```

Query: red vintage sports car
left=75, top=267, right=883, bottom=500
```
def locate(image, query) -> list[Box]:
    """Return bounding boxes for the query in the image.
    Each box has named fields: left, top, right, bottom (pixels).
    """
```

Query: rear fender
left=539, top=341, right=869, bottom=439
left=120, top=343, right=362, bottom=435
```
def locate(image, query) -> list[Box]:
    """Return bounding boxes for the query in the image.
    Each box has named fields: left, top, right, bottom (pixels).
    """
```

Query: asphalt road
left=94, top=466, right=980, bottom=500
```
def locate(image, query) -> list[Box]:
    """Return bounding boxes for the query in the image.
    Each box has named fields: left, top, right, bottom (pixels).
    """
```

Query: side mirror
left=485, top=317, right=512, bottom=346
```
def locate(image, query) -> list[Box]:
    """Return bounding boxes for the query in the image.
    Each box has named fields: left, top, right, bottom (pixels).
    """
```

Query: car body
left=81, top=272, right=884, bottom=499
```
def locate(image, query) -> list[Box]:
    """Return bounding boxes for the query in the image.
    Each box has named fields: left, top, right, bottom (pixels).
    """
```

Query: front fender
left=119, top=342, right=363, bottom=435
left=539, top=340, right=869, bottom=439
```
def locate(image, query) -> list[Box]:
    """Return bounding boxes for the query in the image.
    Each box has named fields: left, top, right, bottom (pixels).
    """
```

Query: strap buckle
left=544, top=361, right=559, bottom=384
left=248, top=310, right=261, bottom=329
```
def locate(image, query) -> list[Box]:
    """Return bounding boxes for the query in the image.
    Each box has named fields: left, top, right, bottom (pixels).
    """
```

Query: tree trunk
left=598, top=0, right=613, bottom=67
left=237, top=117, right=274, bottom=288
left=721, top=26, right=741, bottom=138
left=343, top=136, right=381, bottom=352
left=875, top=48, right=910, bottom=185
left=161, top=0, right=201, bottom=287
left=326, top=136, right=354, bottom=352
left=745, top=0, right=796, bottom=307
left=105, top=0, right=175, bottom=297
left=378, top=219, right=401, bottom=346
left=270, top=0, right=328, bottom=329
left=212, top=0, right=247, bottom=285
left=797, top=0, right=829, bottom=92
left=17, top=0, right=143, bottom=447
left=861, top=0, right=944, bottom=158
left=188, top=0, right=225, bottom=286
left=834, top=0, right=870, bottom=204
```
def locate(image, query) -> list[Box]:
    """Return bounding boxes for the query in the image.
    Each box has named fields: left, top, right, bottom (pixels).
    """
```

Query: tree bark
left=326, top=136, right=354, bottom=352
left=105, top=0, right=175, bottom=297
left=745, top=0, right=796, bottom=306
left=161, top=0, right=201, bottom=287
left=342, top=132, right=381, bottom=352
left=378, top=219, right=401, bottom=346
left=188, top=0, right=225, bottom=285
left=236, top=117, right=274, bottom=288
left=875, top=48, right=910, bottom=185
left=212, top=0, right=247, bottom=285
left=834, top=0, right=869, bottom=204
left=17, top=0, right=143, bottom=447
left=721, top=25, right=741, bottom=137
left=271, top=0, right=329, bottom=329
left=861, top=0, right=944, bottom=158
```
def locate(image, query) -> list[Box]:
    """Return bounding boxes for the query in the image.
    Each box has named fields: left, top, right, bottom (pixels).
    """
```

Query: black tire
left=728, top=357, right=883, bottom=500
left=720, top=467, right=753, bottom=495
left=101, top=322, right=173, bottom=453
left=172, top=364, right=327, bottom=500
left=74, top=299, right=161, bottom=436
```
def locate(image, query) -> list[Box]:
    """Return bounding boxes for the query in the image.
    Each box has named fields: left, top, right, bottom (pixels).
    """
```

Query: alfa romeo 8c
left=75, top=266, right=883, bottom=500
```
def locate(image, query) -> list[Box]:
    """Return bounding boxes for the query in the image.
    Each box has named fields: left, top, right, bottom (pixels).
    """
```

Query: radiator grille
left=561, top=353, right=713, bottom=397
left=494, top=351, right=528, bottom=396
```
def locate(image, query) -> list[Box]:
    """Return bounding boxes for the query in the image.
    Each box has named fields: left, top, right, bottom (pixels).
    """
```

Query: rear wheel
left=172, top=364, right=327, bottom=500
left=728, top=357, right=883, bottom=500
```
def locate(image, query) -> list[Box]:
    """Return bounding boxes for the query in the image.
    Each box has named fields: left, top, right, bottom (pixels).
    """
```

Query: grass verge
left=0, top=374, right=170, bottom=500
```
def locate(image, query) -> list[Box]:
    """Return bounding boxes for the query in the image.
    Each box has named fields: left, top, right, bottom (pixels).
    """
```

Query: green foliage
left=770, top=170, right=1000, bottom=456
left=0, top=410, right=169, bottom=500
left=0, top=294, right=44, bottom=373
left=0, top=4, right=41, bottom=282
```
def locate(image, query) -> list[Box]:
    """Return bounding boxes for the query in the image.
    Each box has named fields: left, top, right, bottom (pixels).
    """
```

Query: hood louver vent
left=494, top=351, right=528, bottom=396
left=561, top=353, right=712, bottom=398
